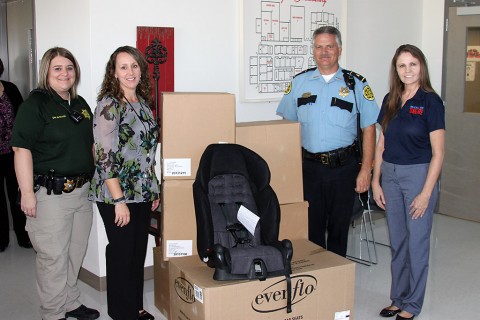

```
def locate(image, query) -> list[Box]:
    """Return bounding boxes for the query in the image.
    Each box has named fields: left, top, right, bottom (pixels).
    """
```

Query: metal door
left=439, top=6, right=480, bottom=221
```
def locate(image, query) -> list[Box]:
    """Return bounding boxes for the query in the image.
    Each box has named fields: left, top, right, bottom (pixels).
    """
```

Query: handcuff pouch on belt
left=34, top=170, right=91, bottom=195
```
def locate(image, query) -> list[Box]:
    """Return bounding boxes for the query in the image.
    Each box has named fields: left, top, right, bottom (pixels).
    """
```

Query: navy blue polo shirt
left=378, top=89, right=445, bottom=165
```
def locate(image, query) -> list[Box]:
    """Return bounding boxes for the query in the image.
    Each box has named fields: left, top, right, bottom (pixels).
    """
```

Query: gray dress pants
left=381, top=161, right=438, bottom=316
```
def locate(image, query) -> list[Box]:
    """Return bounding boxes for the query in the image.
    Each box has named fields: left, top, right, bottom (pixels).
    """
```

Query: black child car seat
left=193, top=143, right=294, bottom=312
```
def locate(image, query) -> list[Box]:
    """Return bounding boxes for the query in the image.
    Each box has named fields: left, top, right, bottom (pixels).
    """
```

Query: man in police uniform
left=276, top=26, right=379, bottom=257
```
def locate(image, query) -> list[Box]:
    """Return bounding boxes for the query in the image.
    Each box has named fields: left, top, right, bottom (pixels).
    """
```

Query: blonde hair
left=37, top=47, right=81, bottom=99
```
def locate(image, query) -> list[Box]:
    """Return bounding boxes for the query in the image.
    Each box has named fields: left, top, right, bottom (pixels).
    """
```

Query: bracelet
left=113, top=196, right=126, bottom=205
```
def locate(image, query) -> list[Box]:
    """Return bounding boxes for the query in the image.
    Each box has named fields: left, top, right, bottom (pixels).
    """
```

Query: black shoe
left=396, top=314, right=415, bottom=320
left=138, top=310, right=155, bottom=320
left=65, top=305, right=99, bottom=320
left=0, top=244, right=7, bottom=252
left=380, top=307, right=401, bottom=317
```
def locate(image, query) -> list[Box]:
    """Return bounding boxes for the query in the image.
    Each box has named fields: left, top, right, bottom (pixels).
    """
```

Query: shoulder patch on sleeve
left=284, top=82, right=292, bottom=95
left=363, top=85, right=375, bottom=101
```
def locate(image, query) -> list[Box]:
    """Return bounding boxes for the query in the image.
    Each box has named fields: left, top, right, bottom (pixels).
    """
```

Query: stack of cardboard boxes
left=153, top=92, right=236, bottom=317
left=154, top=93, right=355, bottom=320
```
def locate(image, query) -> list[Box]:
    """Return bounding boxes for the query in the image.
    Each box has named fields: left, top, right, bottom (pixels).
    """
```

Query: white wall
left=34, top=0, right=445, bottom=278
left=422, top=0, right=445, bottom=93
left=346, top=0, right=444, bottom=102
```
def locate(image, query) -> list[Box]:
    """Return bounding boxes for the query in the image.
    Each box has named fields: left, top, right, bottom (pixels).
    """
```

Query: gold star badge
left=81, top=109, right=91, bottom=120
left=339, top=86, right=350, bottom=97
left=63, top=179, right=75, bottom=193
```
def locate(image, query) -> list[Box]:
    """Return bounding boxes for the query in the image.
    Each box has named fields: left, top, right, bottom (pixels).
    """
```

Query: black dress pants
left=303, top=155, right=358, bottom=257
left=97, top=201, right=151, bottom=320
left=0, top=151, right=29, bottom=247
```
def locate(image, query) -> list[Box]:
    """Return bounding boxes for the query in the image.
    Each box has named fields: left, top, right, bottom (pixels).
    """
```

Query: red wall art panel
left=136, top=26, right=174, bottom=122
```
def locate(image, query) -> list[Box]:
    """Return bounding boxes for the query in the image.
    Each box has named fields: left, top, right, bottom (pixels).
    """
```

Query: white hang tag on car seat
left=237, top=205, right=260, bottom=236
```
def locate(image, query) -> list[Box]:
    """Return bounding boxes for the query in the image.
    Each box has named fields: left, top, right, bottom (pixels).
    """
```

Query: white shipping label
left=166, top=240, right=193, bottom=258
left=335, top=310, right=351, bottom=320
left=163, top=158, right=191, bottom=177
left=194, top=284, right=204, bottom=303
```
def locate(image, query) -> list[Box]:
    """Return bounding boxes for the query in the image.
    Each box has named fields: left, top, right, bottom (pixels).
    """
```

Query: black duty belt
left=34, top=173, right=92, bottom=195
left=302, top=143, right=357, bottom=168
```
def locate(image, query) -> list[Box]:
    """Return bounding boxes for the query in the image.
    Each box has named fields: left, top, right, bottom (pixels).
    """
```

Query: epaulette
left=342, top=69, right=367, bottom=83
left=293, top=67, right=316, bottom=79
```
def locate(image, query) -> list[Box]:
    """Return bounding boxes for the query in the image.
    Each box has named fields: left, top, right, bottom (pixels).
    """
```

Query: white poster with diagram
left=241, top=0, right=347, bottom=102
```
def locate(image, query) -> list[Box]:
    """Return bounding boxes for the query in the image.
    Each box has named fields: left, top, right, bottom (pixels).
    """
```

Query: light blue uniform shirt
left=276, top=66, right=379, bottom=153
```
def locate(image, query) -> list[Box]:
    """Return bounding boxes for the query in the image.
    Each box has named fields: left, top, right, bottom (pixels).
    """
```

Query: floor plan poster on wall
left=242, top=0, right=345, bottom=102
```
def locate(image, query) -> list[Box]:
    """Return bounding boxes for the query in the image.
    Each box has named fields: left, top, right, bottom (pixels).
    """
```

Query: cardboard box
left=161, top=92, right=236, bottom=180
left=161, top=180, right=308, bottom=261
left=161, top=179, right=196, bottom=261
left=169, top=239, right=355, bottom=320
left=153, top=246, right=170, bottom=319
left=236, top=120, right=303, bottom=204
left=279, top=201, right=309, bottom=241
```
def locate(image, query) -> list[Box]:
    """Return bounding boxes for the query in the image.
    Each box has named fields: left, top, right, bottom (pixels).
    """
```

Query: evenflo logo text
left=251, top=275, right=317, bottom=313
left=174, top=277, right=195, bottom=304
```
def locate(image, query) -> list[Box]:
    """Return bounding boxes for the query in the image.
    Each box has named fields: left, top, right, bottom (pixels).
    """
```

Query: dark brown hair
left=98, top=46, right=153, bottom=107
left=381, top=44, right=435, bottom=130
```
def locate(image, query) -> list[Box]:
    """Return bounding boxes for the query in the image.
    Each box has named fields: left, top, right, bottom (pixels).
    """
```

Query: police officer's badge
left=301, top=92, right=312, bottom=98
left=363, top=85, right=375, bottom=101
left=284, top=82, right=292, bottom=95
left=81, top=109, right=91, bottom=120
left=63, top=179, right=75, bottom=193
left=339, top=87, right=350, bottom=98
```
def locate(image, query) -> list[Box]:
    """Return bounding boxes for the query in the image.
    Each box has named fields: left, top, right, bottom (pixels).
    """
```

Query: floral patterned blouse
left=89, top=96, right=160, bottom=204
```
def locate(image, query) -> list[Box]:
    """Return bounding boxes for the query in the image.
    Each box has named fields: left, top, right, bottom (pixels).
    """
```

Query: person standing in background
left=11, top=47, right=99, bottom=320
left=90, top=46, right=160, bottom=320
left=0, top=58, right=32, bottom=252
left=373, top=44, right=445, bottom=320
left=276, top=26, right=379, bottom=257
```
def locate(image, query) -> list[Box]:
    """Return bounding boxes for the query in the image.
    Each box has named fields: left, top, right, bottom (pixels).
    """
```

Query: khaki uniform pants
left=26, top=183, right=93, bottom=320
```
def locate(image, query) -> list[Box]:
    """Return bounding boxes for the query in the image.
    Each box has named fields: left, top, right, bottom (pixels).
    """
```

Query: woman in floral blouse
left=90, top=46, right=159, bottom=320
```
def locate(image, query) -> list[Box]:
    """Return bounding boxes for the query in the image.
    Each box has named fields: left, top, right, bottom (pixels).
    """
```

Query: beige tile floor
left=1, top=213, right=479, bottom=319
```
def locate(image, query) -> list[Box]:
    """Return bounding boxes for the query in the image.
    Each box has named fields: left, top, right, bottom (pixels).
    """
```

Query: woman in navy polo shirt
left=372, top=44, right=445, bottom=320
